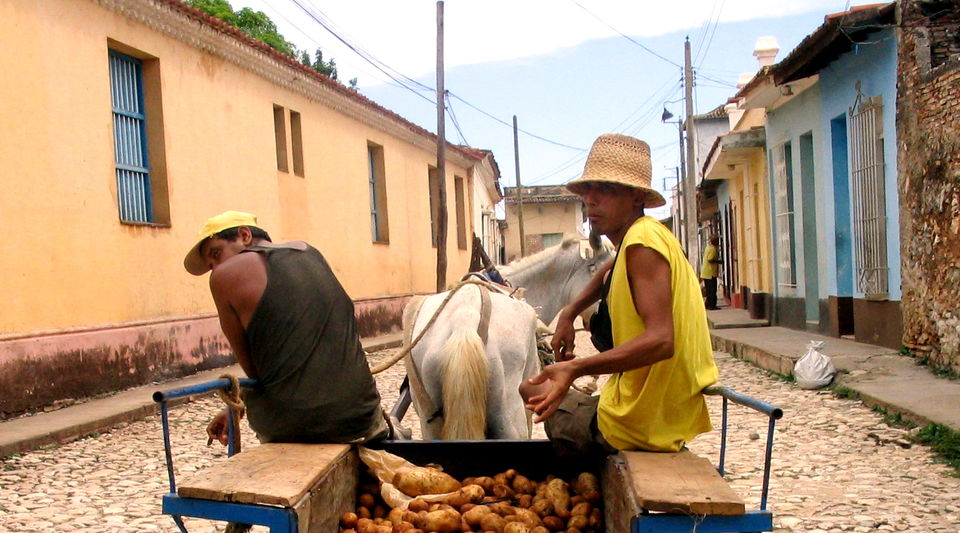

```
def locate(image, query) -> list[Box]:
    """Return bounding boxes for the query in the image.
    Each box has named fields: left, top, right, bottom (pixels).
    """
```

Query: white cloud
left=242, top=0, right=850, bottom=84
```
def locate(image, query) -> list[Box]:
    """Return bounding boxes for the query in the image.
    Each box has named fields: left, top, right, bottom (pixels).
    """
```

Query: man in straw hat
left=184, top=211, right=391, bottom=446
left=521, top=134, right=718, bottom=455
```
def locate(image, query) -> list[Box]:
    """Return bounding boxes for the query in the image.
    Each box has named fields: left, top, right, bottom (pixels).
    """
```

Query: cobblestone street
left=1, top=336, right=958, bottom=532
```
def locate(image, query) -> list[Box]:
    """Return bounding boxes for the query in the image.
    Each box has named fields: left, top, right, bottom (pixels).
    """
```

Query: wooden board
left=178, top=443, right=351, bottom=507
left=621, top=449, right=745, bottom=516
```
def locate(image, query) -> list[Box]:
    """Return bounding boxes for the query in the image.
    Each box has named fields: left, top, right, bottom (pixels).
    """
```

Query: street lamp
left=662, top=107, right=689, bottom=253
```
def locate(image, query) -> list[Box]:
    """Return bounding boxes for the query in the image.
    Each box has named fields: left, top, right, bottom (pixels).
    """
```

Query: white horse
left=400, top=235, right=612, bottom=440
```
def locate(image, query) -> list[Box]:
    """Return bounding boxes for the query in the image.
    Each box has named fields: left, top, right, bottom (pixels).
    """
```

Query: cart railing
left=703, top=385, right=783, bottom=511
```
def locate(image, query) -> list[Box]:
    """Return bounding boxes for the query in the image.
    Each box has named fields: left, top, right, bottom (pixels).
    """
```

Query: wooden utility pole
left=683, top=36, right=699, bottom=263
left=513, top=115, right=526, bottom=257
left=435, top=0, right=448, bottom=292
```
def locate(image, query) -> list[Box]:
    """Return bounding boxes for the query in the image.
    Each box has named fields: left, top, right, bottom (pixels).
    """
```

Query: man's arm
left=209, top=264, right=258, bottom=379
left=526, top=244, right=674, bottom=422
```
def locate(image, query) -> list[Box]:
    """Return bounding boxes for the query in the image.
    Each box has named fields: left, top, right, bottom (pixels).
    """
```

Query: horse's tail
left=439, top=328, right=488, bottom=440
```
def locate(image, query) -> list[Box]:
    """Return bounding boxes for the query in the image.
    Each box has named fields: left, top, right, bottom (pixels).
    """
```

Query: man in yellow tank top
left=521, top=133, right=718, bottom=455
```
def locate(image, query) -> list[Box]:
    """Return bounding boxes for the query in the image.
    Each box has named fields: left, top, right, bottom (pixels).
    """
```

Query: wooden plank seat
left=621, top=449, right=745, bottom=516
left=173, top=443, right=358, bottom=533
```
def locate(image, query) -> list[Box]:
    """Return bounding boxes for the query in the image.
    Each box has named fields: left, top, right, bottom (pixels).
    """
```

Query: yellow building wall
left=0, top=0, right=473, bottom=335
left=729, top=150, right=773, bottom=294
left=503, top=201, right=583, bottom=262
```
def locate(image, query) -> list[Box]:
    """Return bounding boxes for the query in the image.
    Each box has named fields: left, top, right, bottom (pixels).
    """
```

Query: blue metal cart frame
left=155, top=380, right=782, bottom=533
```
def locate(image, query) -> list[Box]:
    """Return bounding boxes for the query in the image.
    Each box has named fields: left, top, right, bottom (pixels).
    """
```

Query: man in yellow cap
left=521, top=134, right=718, bottom=455
left=184, top=211, right=390, bottom=445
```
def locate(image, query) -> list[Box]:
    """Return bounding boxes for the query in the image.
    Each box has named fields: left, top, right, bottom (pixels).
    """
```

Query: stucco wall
left=764, top=83, right=824, bottom=305
left=503, top=201, right=583, bottom=263
left=897, top=1, right=960, bottom=370
left=0, top=0, right=481, bottom=416
left=817, top=27, right=901, bottom=301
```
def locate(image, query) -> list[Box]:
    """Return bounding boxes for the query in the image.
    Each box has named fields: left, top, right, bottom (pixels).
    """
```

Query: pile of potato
left=340, top=468, right=603, bottom=533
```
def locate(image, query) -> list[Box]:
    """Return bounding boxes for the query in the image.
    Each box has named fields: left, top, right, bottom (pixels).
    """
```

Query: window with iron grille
left=849, top=89, right=888, bottom=299
left=109, top=50, right=152, bottom=223
left=772, top=142, right=796, bottom=287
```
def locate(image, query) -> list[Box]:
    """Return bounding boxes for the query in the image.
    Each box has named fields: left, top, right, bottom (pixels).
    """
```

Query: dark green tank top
left=240, top=244, right=384, bottom=443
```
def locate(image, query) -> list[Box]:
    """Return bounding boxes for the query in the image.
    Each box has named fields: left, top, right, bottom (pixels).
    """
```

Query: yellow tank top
left=597, top=217, right=719, bottom=451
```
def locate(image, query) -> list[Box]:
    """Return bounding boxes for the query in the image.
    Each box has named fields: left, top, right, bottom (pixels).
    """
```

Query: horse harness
left=404, top=279, right=494, bottom=425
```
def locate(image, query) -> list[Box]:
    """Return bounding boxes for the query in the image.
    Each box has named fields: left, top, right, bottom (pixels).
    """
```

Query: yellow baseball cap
left=183, top=211, right=260, bottom=275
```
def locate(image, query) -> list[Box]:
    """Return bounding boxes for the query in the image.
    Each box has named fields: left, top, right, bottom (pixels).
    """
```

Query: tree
left=186, top=0, right=353, bottom=84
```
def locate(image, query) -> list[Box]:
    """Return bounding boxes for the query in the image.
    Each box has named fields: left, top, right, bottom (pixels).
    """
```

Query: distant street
left=1, top=332, right=958, bottom=532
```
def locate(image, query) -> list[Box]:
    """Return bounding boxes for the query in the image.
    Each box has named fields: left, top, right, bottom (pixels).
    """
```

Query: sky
left=234, top=0, right=874, bottom=220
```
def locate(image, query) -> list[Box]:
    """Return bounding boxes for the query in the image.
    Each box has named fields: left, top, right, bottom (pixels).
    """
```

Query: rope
left=369, top=278, right=511, bottom=374
left=215, top=373, right=245, bottom=454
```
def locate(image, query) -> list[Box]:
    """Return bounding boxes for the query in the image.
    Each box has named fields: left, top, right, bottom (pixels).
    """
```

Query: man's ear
left=237, top=226, right=254, bottom=246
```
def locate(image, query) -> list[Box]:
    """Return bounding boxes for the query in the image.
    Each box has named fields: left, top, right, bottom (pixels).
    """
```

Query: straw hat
left=566, top=133, right=666, bottom=208
left=183, top=210, right=261, bottom=275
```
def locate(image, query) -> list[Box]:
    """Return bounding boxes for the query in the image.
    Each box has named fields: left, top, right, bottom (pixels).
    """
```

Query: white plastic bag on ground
left=794, top=340, right=836, bottom=389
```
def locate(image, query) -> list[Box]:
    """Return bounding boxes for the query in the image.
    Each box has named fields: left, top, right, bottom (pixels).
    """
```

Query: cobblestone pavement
left=1, top=333, right=959, bottom=532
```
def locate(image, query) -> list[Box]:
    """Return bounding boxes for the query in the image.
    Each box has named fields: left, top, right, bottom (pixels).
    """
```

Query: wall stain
left=0, top=334, right=231, bottom=420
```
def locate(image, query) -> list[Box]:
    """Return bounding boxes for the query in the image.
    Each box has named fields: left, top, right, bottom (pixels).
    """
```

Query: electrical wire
left=567, top=0, right=681, bottom=68
left=446, top=92, right=586, bottom=151
left=445, top=93, right=470, bottom=146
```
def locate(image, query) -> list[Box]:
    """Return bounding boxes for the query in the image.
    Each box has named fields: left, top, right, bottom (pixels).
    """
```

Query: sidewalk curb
left=2, top=334, right=405, bottom=458
left=711, top=333, right=796, bottom=376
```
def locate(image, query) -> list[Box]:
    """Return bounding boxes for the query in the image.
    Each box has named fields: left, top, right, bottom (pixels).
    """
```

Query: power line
left=695, top=0, right=726, bottom=69
left=567, top=0, right=681, bottom=68
left=445, top=93, right=470, bottom=146
left=446, top=92, right=586, bottom=151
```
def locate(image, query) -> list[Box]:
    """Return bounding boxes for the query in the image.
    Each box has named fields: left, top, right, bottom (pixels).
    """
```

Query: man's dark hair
left=214, top=226, right=272, bottom=242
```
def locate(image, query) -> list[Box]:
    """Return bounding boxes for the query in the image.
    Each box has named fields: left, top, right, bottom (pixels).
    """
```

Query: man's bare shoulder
left=209, top=251, right=266, bottom=288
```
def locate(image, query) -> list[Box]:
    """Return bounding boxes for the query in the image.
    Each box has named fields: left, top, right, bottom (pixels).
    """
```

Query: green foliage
left=186, top=0, right=348, bottom=82
left=832, top=385, right=860, bottom=400
left=311, top=49, right=338, bottom=79
left=912, top=424, right=960, bottom=476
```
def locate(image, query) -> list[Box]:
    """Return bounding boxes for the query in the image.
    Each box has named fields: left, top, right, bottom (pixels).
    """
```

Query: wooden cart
left=154, top=380, right=782, bottom=533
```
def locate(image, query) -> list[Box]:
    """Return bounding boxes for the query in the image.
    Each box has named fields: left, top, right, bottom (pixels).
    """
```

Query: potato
left=357, top=518, right=378, bottom=533
left=529, top=498, right=553, bottom=518
left=588, top=509, right=602, bottom=529
left=491, top=484, right=515, bottom=500
left=543, top=479, right=570, bottom=519
left=493, top=473, right=509, bottom=486
left=409, top=499, right=430, bottom=513
left=447, top=485, right=486, bottom=507
left=460, top=503, right=477, bottom=514
left=374, top=505, right=388, bottom=519
left=570, top=503, right=591, bottom=517
left=531, top=527, right=549, bottom=533
left=569, top=496, right=584, bottom=506
left=358, top=507, right=373, bottom=520
left=463, top=505, right=492, bottom=528
left=343, top=529, right=358, bottom=533
left=571, top=473, right=601, bottom=503
left=540, top=517, right=564, bottom=532
left=389, top=508, right=406, bottom=527
left=516, top=494, right=533, bottom=509
left=566, top=516, right=588, bottom=531
left=473, top=476, right=496, bottom=494
left=421, top=509, right=462, bottom=533
left=488, top=502, right=515, bottom=517
left=511, top=475, right=536, bottom=495
left=480, top=513, right=507, bottom=533
left=511, top=508, right=541, bottom=528
left=503, top=522, right=531, bottom=533
left=397, top=522, right=416, bottom=533
left=565, top=528, right=581, bottom=533
left=376, top=525, right=393, bottom=533
left=341, top=512, right=359, bottom=529
left=359, top=493, right=377, bottom=508
left=393, top=467, right=462, bottom=497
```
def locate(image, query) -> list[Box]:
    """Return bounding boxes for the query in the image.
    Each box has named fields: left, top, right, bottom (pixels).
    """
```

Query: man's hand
left=206, top=409, right=229, bottom=446
left=523, top=362, right=578, bottom=423
left=551, top=312, right=577, bottom=362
